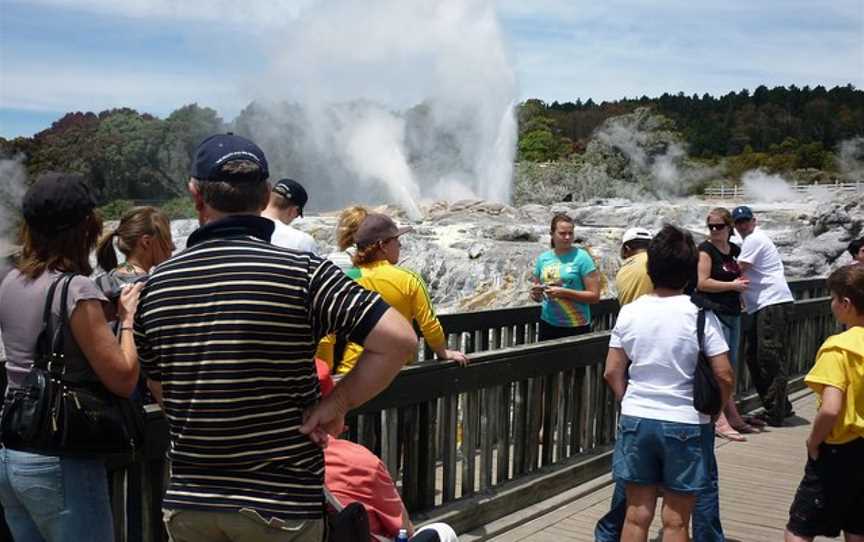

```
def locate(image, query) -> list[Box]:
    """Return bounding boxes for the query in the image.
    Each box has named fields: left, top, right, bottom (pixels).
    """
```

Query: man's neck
left=200, top=208, right=259, bottom=226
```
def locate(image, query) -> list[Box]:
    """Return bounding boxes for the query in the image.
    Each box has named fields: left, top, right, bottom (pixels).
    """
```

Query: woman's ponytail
left=95, top=229, right=119, bottom=272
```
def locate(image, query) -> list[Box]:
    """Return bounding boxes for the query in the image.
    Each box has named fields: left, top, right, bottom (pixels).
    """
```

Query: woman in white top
left=604, top=225, right=734, bottom=542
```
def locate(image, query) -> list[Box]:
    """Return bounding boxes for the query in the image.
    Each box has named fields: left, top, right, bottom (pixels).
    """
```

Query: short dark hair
left=647, top=224, right=698, bottom=290
left=848, top=238, right=864, bottom=258
left=193, top=160, right=269, bottom=213
left=827, top=264, right=864, bottom=313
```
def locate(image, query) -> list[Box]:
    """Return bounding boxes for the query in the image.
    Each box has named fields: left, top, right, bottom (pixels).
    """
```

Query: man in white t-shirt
left=262, top=178, right=320, bottom=254
left=732, top=205, right=794, bottom=426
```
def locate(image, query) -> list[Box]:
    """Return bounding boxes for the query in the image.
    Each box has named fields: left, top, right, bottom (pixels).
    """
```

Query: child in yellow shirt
left=785, top=265, right=864, bottom=542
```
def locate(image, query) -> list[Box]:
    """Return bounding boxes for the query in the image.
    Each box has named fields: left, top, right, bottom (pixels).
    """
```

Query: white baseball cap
left=621, top=227, right=652, bottom=245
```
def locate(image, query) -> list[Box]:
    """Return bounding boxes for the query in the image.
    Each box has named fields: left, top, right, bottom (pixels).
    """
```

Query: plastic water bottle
left=395, top=528, right=409, bottom=542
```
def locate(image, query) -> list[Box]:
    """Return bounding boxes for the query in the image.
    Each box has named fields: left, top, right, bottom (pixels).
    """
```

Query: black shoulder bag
left=693, top=309, right=723, bottom=416
left=1, top=273, right=145, bottom=459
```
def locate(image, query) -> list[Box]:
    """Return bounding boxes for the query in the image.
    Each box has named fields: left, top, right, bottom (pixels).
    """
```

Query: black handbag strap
left=34, top=273, right=75, bottom=372
left=696, top=308, right=706, bottom=352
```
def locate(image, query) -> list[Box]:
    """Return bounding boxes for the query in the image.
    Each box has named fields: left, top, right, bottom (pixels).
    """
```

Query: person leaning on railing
left=316, top=208, right=469, bottom=375
left=601, top=224, right=734, bottom=542
left=0, top=172, right=142, bottom=542
left=530, top=213, right=601, bottom=340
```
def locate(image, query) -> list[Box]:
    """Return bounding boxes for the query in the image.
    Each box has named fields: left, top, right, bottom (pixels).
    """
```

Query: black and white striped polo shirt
left=134, top=215, right=387, bottom=521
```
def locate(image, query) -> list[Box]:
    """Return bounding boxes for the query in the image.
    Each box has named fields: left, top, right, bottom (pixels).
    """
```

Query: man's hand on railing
left=440, top=349, right=470, bottom=366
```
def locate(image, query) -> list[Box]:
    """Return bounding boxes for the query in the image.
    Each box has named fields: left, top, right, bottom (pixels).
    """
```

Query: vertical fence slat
left=480, top=388, right=495, bottom=491
left=418, top=400, right=437, bottom=510
left=441, top=394, right=458, bottom=503
left=512, top=380, right=528, bottom=476
left=541, top=374, right=557, bottom=467
left=496, top=383, right=512, bottom=484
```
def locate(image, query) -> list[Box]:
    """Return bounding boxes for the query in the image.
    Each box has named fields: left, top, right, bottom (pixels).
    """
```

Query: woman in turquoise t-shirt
left=531, top=213, right=601, bottom=340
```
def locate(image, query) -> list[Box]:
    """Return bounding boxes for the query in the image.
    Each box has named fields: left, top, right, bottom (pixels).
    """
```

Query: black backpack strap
left=33, top=273, right=71, bottom=369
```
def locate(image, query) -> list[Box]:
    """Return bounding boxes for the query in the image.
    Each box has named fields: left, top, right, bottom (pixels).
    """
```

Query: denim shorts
left=612, top=415, right=713, bottom=493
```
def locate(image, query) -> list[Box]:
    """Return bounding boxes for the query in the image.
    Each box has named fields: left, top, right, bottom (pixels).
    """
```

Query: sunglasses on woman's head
left=707, top=223, right=727, bottom=231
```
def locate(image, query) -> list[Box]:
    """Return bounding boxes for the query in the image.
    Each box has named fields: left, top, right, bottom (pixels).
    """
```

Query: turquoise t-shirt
left=533, top=248, right=597, bottom=328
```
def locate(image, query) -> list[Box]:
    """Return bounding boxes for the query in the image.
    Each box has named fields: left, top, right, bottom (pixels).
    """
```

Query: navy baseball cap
left=191, top=133, right=269, bottom=183
left=23, top=172, right=97, bottom=235
left=273, top=179, right=308, bottom=217
left=731, top=206, right=754, bottom=222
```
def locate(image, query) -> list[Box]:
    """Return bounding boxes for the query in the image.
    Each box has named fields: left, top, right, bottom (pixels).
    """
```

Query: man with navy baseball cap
left=733, top=205, right=794, bottom=426
left=134, top=133, right=417, bottom=541
left=262, top=178, right=319, bottom=254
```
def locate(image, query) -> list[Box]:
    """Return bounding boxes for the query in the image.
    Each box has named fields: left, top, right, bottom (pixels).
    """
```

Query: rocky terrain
left=168, top=191, right=864, bottom=313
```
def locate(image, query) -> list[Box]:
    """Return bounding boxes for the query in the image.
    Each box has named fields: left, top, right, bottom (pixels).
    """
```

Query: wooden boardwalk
left=478, top=391, right=823, bottom=542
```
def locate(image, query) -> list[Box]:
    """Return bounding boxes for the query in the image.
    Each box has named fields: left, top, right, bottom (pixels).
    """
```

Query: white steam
left=0, top=157, right=28, bottom=255
left=741, top=170, right=797, bottom=202
left=243, top=0, right=517, bottom=218
left=587, top=109, right=718, bottom=199
left=838, top=137, right=864, bottom=179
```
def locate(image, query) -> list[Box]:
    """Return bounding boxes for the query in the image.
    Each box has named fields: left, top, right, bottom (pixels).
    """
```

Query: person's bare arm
left=547, top=271, right=602, bottom=304
left=806, top=386, right=844, bottom=460
left=738, top=261, right=752, bottom=273
left=707, top=352, right=734, bottom=406
left=603, top=347, right=630, bottom=401
left=69, top=283, right=143, bottom=397
left=301, top=308, right=418, bottom=444
left=697, top=252, right=749, bottom=293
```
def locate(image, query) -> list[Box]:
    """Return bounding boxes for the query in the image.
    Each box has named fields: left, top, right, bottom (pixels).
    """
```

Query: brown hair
left=193, top=160, right=269, bottom=213
left=707, top=207, right=734, bottom=241
left=335, top=206, right=368, bottom=252
left=827, top=264, right=864, bottom=313
left=96, top=206, right=171, bottom=271
left=549, top=213, right=574, bottom=248
left=17, top=211, right=102, bottom=279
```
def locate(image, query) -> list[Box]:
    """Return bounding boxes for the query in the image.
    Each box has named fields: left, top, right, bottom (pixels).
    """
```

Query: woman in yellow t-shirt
left=317, top=208, right=468, bottom=375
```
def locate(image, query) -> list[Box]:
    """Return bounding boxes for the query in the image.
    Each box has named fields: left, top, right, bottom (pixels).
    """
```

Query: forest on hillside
left=1, top=84, right=862, bottom=214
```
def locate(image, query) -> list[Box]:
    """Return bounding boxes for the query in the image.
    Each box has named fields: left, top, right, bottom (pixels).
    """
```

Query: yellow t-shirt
left=805, top=326, right=864, bottom=444
left=615, top=252, right=654, bottom=307
left=316, top=260, right=445, bottom=375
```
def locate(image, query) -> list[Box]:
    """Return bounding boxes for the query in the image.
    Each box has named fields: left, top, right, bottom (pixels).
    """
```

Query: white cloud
left=17, top=0, right=315, bottom=27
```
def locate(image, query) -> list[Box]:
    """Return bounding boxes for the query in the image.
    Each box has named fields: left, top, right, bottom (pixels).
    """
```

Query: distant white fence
left=703, top=181, right=864, bottom=199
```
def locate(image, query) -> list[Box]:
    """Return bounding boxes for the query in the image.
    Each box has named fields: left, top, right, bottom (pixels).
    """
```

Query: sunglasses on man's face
left=707, top=223, right=728, bottom=231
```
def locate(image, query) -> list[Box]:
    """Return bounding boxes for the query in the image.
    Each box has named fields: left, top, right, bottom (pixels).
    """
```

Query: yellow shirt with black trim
left=805, top=326, right=864, bottom=444
left=615, top=251, right=653, bottom=307
left=316, top=260, right=445, bottom=375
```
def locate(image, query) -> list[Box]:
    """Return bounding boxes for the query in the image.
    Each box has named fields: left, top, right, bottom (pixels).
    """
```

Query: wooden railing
left=113, top=278, right=833, bottom=541
left=703, top=181, right=863, bottom=199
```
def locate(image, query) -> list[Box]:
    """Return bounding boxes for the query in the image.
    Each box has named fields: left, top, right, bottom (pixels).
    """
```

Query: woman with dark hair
left=530, top=213, right=601, bottom=340
left=696, top=207, right=761, bottom=441
left=317, top=209, right=468, bottom=374
left=604, top=224, right=734, bottom=542
left=95, top=206, right=174, bottom=309
left=0, top=172, right=142, bottom=542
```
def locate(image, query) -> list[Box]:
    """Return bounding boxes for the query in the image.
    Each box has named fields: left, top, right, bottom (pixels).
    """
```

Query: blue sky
left=1, top=0, right=862, bottom=139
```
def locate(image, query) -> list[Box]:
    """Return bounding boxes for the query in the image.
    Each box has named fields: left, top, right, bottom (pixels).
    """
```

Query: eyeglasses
left=707, top=223, right=728, bottom=231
